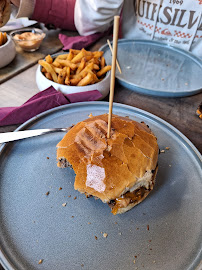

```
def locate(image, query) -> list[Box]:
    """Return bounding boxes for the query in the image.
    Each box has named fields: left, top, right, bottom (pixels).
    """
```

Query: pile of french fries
left=38, top=48, right=111, bottom=86
left=0, top=32, right=7, bottom=46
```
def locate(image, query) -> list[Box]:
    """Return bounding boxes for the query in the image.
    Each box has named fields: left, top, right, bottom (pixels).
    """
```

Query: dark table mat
left=0, top=24, right=78, bottom=84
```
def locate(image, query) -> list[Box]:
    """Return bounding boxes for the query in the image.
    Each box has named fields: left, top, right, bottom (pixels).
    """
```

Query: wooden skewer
left=107, top=16, right=120, bottom=139
left=107, top=39, right=122, bottom=74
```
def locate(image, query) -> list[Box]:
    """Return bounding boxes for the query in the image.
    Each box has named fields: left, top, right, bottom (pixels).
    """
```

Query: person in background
left=3, top=0, right=202, bottom=57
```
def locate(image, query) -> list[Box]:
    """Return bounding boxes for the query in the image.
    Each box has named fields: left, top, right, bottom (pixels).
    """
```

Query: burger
left=0, top=0, right=10, bottom=27
left=57, top=114, right=159, bottom=215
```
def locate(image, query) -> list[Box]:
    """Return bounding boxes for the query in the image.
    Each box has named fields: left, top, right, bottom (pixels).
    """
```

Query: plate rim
left=99, top=39, right=202, bottom=97
left=0, top=101, right=201, bottom=270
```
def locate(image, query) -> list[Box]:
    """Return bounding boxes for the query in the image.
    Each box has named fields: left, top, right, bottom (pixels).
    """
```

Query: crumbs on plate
left=196, top=102, right=202, bottom=119
left=38, top=259, right=43, bottom=264
left=103, top=233, right=108, bottom=238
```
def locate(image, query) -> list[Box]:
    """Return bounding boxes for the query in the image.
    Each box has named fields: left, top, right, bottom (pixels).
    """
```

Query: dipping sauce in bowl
left=10, top=28, right=45, bottom=52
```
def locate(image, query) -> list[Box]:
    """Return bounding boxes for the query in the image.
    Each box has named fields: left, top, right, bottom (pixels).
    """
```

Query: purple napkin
left=59, top=30, right=112, bottom=50
left=0, top=87, right=102, bottom=127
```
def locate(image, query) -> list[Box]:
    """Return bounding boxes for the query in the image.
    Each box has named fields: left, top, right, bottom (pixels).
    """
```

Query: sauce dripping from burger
left=109, top=187, right=150, bottom=215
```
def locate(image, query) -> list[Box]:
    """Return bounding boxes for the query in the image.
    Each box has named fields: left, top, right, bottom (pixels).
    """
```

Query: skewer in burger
left=57, top=114, right=159, bottom=215
left=0, top=0, right=10, bottom=27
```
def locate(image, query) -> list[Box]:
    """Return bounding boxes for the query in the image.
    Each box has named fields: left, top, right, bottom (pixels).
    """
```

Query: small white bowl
left=0, top=35, right=16, bottom=68
left=36, top=53, right=110, bottom=100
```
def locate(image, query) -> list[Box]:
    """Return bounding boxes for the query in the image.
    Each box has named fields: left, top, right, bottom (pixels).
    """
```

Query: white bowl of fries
left=36, top=49, right=111, bottom=99
left=0, top=32, right=16, bottom=68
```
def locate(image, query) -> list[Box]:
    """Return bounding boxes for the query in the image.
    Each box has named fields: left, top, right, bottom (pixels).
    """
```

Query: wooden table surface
left=0, top=30, right=201, bottom=270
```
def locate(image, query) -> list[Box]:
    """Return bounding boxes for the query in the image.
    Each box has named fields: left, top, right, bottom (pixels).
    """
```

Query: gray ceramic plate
left=100, top=39, right=202, bottom=97
left=0, top=102, right=201, bottom=270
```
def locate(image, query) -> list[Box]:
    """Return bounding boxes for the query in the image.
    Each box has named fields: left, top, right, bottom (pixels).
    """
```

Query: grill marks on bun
left=74, top=120, right=108, bottom=158
left=57, top=114, right=159, bottom=214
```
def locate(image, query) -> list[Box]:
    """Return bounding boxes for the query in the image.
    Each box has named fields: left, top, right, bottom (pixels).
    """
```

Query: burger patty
left=58, top=157, right=73, bottom=169
left=108, top=186, right=151, bottom=215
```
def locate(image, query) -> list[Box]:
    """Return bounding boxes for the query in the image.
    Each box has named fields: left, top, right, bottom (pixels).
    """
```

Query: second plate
left=100, top=39, right=202, bottom=97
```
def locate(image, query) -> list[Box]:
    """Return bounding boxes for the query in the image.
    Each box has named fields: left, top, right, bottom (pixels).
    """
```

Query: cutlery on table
left=0, top=128, right=69, bottom=144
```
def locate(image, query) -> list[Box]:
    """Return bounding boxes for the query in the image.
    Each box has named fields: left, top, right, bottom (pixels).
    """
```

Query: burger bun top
left=57, top=114, right=159, bottom=203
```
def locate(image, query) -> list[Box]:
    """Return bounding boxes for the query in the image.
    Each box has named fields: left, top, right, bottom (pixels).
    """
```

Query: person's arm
left=10, top=0, right=20, bottom=7
left=74, top=0, right=124, bottom=36
left=10, top=0, right=76, bottom=31
left=11, top=0, right=35, bottom=18
left=11, top=0, right=122, bottom=33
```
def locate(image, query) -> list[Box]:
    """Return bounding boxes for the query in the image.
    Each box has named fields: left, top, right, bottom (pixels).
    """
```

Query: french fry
left=82, top=62, right=94, bottom=73
left=58, top=68, right=67, bottom=84
left=100, top=56, right=105, bottom=69
left=84, top=55, right=94, bottom=61
left=56, top=54, right=69, bottom=60
left=83, top=69, right=99, bottom=84
left=82, top=48, right=93, bottom=57
left=56, top=59, right=77, bottom=70
left=71, top=48, right=93, bottom=63
left=71, top=71, right=87, bottom=83
left=71, top=62, right=94, bottom=79
left=91, top=73, right=99, bottom=84
left=45, top=72, right=53, bottom=81
left=0, top=32, right=8, bottom=46
left=39, top=60, right=58, bottom=83
left=53, top=67, right=63, bottom=74
left=97, top=65, right=111, bottom=77
left=70, top=77, right=82, bottom=86
left=93, top=51, right=103, bottom=58
left=77, top=72, right=94, bottom=86
left=67, top=50, right=74, bottom=61
left=88, top=57, right=100, bottom=65
left=40, top=49, right=111, bottom=87
left=45, top=55, right=53, bottom=64
left=3, top=32, right=7, bottom=44
left=93, top=64, right=100, bottom=70
left=0, top=32, right=3, bottom=46
left=71, top=50, right=85, bottom=64
left=81, top=60, right=98, bottom=70
left=66, top=66, right=71, bottom=77
left=65, top=77, right=70, bottom=85
left=52, top=60, right=61, bottom=68
left=65, top=66, right=71, bottom=85
left=69, top=49, right=80, bottom=55
left=70, top=48, right=92, bottom=56
left=76, top=58, right=86, bottom=75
